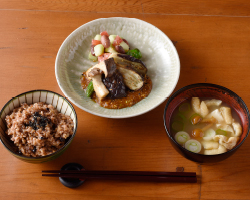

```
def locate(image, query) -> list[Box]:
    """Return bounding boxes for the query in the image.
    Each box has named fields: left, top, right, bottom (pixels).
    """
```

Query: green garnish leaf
left=126, top=48, right=142, bottom=59
left=86, top=80, right=94, bottom=97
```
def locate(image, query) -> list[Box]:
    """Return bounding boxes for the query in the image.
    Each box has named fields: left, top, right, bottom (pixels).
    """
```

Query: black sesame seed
left=34, top=112, right=40, bottom=116
left=59, top=137, right=65, bottom=142
left=29, top=120, right=37, bottom=130
left=32, top=146, right=36, bottom=153
left=26, top=112, right=51, bottom=131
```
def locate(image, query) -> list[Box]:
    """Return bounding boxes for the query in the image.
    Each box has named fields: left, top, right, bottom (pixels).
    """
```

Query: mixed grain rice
left=5, top=102, right=74, bottom=157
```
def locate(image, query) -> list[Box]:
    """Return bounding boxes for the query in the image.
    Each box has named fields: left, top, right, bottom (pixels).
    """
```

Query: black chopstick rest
left=59, top=163, right=85, bottom=188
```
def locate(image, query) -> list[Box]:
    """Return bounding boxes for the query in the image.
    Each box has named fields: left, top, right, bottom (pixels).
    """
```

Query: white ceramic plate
left=55, top=17, right=180, bottom=118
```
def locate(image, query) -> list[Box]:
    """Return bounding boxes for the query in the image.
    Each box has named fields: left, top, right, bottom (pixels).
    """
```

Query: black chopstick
left=42, top=170, right=197, bottom=183
left=42, top=173, right=196, bottom=183
left=42, top=170, right=196, bottom=177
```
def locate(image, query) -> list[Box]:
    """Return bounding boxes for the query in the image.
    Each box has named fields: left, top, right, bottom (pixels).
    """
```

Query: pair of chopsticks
left=42, top=169, right=197, bottom=183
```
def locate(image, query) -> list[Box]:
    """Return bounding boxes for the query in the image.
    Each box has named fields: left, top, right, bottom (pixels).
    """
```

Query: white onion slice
left=175, top=131, right=190, bottom=145
left=185, top=139, right=202, bottom=153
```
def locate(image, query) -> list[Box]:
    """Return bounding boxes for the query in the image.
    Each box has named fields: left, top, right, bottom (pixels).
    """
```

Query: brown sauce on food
left=81, top=72, right=152, bottom=109
left=80, top=73, right=90, bottom=89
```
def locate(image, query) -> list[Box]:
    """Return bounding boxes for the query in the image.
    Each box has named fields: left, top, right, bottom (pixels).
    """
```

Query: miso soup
left=170, top=97, right=242, bottom=155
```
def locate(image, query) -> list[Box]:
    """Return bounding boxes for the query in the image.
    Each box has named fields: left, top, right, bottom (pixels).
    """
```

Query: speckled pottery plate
left=55, top=17, right=180, bottom=118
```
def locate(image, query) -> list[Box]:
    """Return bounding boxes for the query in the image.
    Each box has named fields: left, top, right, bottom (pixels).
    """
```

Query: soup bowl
left=0, top=90, right=77, bottom=164
left=163, top=83, right=250, bottom=163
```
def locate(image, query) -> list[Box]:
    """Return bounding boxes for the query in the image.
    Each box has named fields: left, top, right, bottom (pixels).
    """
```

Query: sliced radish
left=185, top=139, right=202, bottom=153
left=112, top=35, right=123, bottom=46
left=98, top=53, right=111, bottom=62
left=175, top=131, right=190, bottom=145
left=100, top=31, right=109, bottom=36
left=92, top=39, right=102, bottom=46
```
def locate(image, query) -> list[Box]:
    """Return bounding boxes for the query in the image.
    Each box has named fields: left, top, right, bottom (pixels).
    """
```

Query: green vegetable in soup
left=126, top=48, right=142, bottom=59
left=175, top=113, right=186, bottom=122
left=216, top=129, right=228, bottom=136
left=86, top=80, right=94, bottom=97
left=172, top=121, right=184, bottom=132
left=185, top=139, right=201, bottom=153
